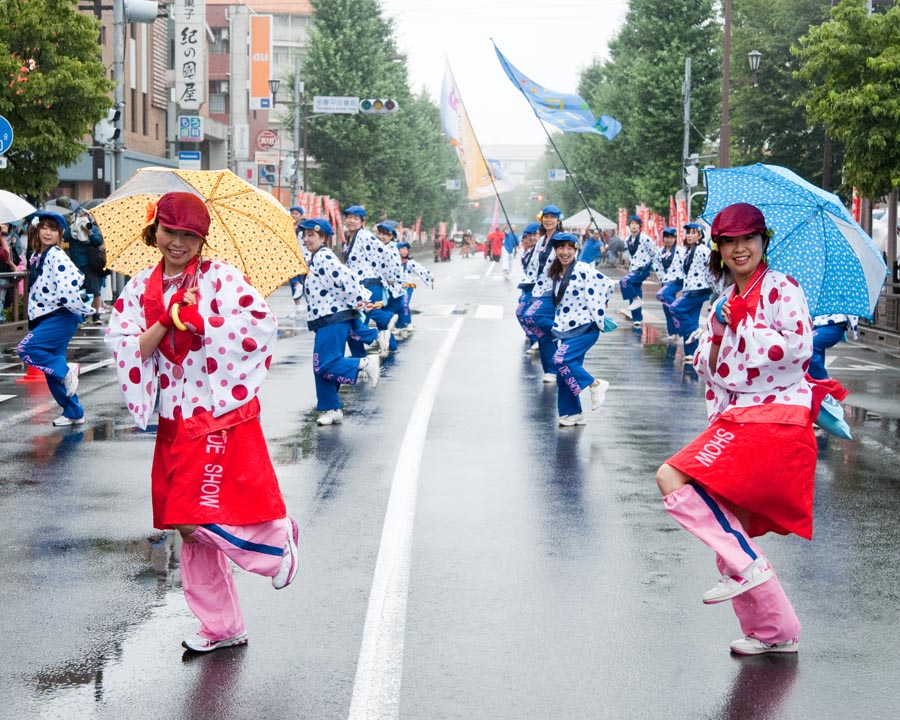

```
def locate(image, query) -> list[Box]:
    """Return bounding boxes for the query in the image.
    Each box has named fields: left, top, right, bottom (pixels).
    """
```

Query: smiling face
left=685, top=227, right=702, bottom=246
left=302, top=228, right=326, bottom=253
left=375, top=228, right=394, bottom=244
left=344, top=214, right=363, bottom=233
left=555, top=241, right=577, bottom=266
left=156, top=224, right=204, bottom=276
left=662, top=233, right=676, bottom=249
left=541, top=214, right=560, bottom=234
left=37, top=220, right=62, bottom=250
left=719, top=233, right=765, bottom=287
left=290, top=209, right=304, bottom=225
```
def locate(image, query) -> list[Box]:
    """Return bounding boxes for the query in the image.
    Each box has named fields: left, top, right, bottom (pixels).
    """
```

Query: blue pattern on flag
left=493, top=41, right=621, bottom=139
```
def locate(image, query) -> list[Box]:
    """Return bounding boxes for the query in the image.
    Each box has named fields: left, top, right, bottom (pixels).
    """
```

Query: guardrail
left=0, top=271, right=26, bottom=323
left=859, top=282, right=900, bottom=351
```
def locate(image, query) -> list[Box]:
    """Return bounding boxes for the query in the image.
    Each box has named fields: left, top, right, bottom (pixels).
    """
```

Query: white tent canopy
left=564, top=207, right=617, bottom=231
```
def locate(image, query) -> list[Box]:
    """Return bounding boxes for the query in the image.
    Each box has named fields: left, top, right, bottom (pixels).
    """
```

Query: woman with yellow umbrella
left=104, top=192, right=299, bottom=654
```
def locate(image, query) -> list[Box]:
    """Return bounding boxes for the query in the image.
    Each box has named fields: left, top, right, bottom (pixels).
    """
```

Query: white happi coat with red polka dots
left=693, top=269, right=814, bottom=424
left=105, top=260, right=277, bottom=430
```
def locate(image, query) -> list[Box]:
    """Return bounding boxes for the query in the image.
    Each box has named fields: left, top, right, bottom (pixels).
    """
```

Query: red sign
left=256, top=129, right=277, bottom=150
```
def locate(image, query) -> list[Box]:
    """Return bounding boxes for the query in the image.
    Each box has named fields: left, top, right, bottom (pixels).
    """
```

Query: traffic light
left=260, top=164, right=276, bottom=184
left=282, top=156, right=297, bottom=179
left=358, top=98, right=399, bottom=115
left=684, top=164, right=699, bottom=188
left=536, top=194, right=544, bottom=202
left=95, top=108, right=121, bottom=144
left=472, top=201, right=480, bottom=208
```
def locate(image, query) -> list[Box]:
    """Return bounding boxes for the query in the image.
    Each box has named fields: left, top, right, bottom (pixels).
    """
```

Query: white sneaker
left=686, top=328, right=704, bottom=345
left=530, top=342, right=539, bottom=352
left=542, top=372, right=556, bottom=383
left=272, top=517, right=299, bottom=589
left=730, top=636, right=799, bottom=656
left=589, top=379, right=610, bottom=410
left=558, top=413, right=586, bottom=427
left=628, top=298, right=643, bottom=311
left=662, top=333, right=679, bottom=343
left=361, top=355, right=380, bottom=388
left=52, top=414, right=86, bottom=427
left=182, top=632, right=248, bottom=653
left=292, top=284, right=304, bottom=300
left=63, top=362, right=80, bottom=397
left=377, top=330, right=390, bottom=357
left=316, top=409, right=344, bottom=426
left=703, top=558, right=774, bottom=604
left=683, top=355, right=694, bottom=365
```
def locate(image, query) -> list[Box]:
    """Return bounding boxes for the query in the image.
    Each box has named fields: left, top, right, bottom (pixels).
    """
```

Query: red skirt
left=151, top=402, right=286, bottom=528
left=666, top=418, right=817, bottom=539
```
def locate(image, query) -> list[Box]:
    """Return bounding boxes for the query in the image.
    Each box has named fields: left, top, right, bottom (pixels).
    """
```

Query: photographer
left=66, top=209, right=107, bottom=324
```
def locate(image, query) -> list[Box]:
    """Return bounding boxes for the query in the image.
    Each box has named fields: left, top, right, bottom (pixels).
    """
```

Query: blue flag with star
left=493, top=41, right=621, bottom=140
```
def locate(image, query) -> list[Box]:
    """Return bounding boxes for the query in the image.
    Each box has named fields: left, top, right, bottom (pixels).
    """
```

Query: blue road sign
left=0, top=115, right=13, bottom=154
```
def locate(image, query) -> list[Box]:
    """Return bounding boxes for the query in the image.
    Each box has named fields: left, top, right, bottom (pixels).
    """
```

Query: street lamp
left=748, top=49, right=762, bottom=88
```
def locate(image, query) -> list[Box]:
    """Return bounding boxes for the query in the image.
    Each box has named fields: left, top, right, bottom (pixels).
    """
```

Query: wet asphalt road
left=1, top=248, right=898, bottom=719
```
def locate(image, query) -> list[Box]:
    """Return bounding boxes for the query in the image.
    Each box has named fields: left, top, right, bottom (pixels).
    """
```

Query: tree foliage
left=730, top=0, right=839, bottom=190
left=0, top=0, right=114, bottom=200
left=302, top=0, right=457, bottom=227
left=796, top=0, right=900, bottom=197
left=551, top=0, right=720, bottom=217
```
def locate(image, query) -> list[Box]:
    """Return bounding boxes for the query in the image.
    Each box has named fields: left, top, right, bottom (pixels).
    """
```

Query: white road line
left=348, top=317, right=464, bottom=720
left=483, top=261, right=495, bottom=280
left=0, top=394, right=13, bottom=403
left=473, top=304, right=504, bottom=319
left=421, top=304, right=456, bottom=317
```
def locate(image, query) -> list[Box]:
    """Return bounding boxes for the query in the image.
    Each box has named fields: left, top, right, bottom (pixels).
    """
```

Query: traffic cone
left=17, top=364, right=45, bottom=383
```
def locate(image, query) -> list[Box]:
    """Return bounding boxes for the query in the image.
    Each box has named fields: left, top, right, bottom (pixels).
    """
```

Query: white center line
left=347, top=317, right=463, bottom=720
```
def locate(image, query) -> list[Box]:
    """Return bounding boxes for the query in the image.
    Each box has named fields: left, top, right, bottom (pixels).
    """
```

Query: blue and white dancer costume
left=341, top=205, right=383, bottom=357
left=547, top=233, right=615, bottom=426
left=522, top=205, right=563, bottom=382
left=301, top=218, right=380, bottom=425
left=374, top=220, right=405, bottom=350
left=396, top=240, right=433, bottom=329
left=670, top=222, right=716, bottom=362
left=619, top=214, right=656, bottom=326
left=17, top=212, right=93, bottom=425
left=515, top=222, right=541, bottom=348
left=810, top=314, right=858, bottom=380
left=653, top=227, right=685, bottom=339
left=287, top=205, right=306, bottom=313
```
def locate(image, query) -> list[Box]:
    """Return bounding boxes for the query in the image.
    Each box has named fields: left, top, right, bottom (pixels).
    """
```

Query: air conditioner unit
left=221, top=28, right=229, bottom=40
left=221, top=81, right=229, bottom=93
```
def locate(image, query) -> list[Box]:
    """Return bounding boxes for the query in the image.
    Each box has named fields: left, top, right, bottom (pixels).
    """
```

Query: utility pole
left=682, top=57, right=692, bottom=198
left=112, top=0, right=125, bottom=190
left=292, top=54, right=302, bottom=201
left=719, top=0, right=732, bottom=168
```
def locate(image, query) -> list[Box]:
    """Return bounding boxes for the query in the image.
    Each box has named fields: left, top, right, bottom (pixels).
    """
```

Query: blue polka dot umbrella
left=701, top=164, right=888, bottom=319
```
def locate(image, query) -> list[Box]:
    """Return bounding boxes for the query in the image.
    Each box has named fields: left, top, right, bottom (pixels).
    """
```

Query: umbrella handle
left=171, top=303, right=189, bottom=332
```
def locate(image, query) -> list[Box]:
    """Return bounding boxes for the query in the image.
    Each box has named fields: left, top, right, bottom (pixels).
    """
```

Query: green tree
left=0, top=0, right=114, bottom=199
left=796, top=0, right=900, bottom=197
left=302, top=0, right=456, bottom=227
left=553, top=0, right=720, bottom=217
left=730, top=0, right=840, bottom=189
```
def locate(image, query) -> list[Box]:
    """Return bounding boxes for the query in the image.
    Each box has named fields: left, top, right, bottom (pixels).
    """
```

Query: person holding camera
left=66, top=209, right=107, bottom=324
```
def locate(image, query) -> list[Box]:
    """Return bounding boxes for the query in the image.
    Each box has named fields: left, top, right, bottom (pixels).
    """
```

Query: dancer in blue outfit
left=341, top=205, right=384, bottom=357
left=619, top=215, right=656, bottom=327
left=300, top=218, right=381, bottom=426
left=373, top=220, right=404, bottom=351
left=396, top=240, right=433, bottom=333
left=17, top=212, right=94, bottom=426
left=523, top=205, right=563, bottom=383
left=547, top=233, right=615, bottom=426
left=653, top=227, right=685, bottom=341
left=515, top=222, right=541, bottom=351
left=669, top=222, right=717, bottom=363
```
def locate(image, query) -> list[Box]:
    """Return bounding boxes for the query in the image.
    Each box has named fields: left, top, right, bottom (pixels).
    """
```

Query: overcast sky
left=379, top=0, right=630, bottom=147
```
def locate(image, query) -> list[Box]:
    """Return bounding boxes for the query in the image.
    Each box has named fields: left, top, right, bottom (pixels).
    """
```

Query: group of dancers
left=292, top=205, right=434, bottom=426
left=18, top=189, right=852, bottom=659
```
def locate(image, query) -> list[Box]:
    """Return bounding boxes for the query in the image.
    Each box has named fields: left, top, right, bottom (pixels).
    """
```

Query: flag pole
left=538, top=122, right=603, bottom=235
left=447, top=61, right=516, bottom=233
left=491, top=39, right=603, bottom=235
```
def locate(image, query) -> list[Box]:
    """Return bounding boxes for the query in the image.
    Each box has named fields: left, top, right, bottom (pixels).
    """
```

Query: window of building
left=131, top=88, right=137, bottom=131
left=209, top=27, right=230, bottom=54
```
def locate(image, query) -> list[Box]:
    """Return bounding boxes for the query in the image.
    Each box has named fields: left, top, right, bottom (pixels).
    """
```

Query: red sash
left=727, top=262, right=768, bottom=329
left=143, top=256, right=199, bottom=365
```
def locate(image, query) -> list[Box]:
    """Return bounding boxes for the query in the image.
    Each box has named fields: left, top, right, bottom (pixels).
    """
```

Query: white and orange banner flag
left=441, top=63, right=516, bottom=200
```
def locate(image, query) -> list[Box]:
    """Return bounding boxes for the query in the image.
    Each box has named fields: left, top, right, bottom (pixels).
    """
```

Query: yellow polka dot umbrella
left=91, top=168, right=307, bottom=297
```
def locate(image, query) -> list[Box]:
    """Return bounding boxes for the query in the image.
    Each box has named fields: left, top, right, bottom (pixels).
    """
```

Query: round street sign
left=256, top=129, right=278, bottom=151
left=0, top=115, right=13, bottom=155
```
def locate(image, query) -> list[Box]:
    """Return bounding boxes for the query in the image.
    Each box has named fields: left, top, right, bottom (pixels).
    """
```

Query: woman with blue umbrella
left=655, top=203, right=846, bottom=656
